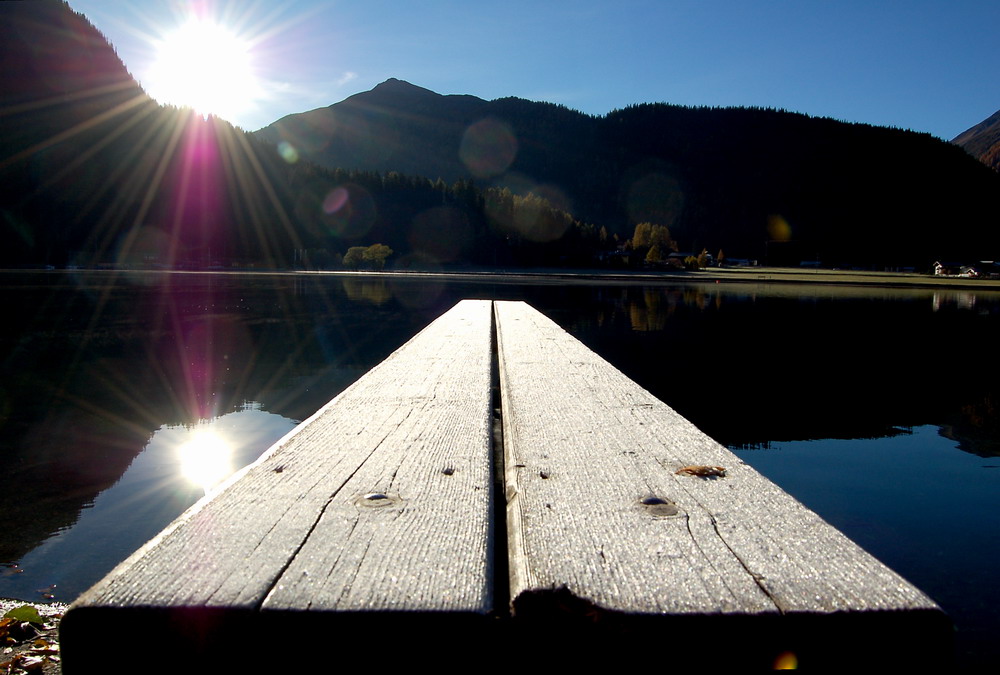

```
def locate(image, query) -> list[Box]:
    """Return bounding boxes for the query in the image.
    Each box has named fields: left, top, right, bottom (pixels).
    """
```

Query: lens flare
left=321, top=183, right=376, bottom=239
left=773, top=651, right=798, bottom=669
left=277, top=141, right=299, bottom=163
left=323, top=186, right=349, bottom=214
left=767, top=214, right=793, bottom=242
left=460, top=118, right=518, bottom=178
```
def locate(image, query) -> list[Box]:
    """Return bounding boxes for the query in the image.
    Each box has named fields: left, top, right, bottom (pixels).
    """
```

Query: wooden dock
left=61, top=299, right=950, bottom=670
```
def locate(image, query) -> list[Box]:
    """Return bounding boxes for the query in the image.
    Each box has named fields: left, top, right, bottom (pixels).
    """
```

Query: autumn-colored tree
left=343, top=244, right=393, bottom=270
left=696, top=248, right=709, bottom=268
left=632, top=222, right=652, bottom=249
left=650, top=224, right=676, bottom=251
left=342, top=246, right=366, bottom=269
left=363, top=243, right=393, bottom=270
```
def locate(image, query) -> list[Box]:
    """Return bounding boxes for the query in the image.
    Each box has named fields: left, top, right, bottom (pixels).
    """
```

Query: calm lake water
left=1, top=270, right=998, bottom=666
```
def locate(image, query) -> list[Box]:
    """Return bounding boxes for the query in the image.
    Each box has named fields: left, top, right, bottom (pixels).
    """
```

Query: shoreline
left=3, top=266, right=1000, bottom=292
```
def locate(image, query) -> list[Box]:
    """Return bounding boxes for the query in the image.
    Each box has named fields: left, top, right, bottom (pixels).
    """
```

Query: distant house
left=933, top=261, right=979, bottom=278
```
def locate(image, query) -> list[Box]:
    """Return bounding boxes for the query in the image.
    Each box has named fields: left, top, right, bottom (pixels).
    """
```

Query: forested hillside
left=0, top=3, right=600, bottom=270
left=260, top=79, right=1000, bottom=268
left=3, top=0, right=999, bottom=271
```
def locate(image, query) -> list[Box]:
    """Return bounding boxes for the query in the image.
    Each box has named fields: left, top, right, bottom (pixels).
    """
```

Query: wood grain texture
left=66, top=299, right=494, bottom=618
left=62, top=298, right=952, bottom=670
left=494, top=300, right=941, bottom=618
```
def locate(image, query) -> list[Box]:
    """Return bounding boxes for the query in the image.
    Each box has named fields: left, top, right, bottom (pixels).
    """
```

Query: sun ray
left=0, top=93, right=150, bottom=173
left=33, top=96, right=157, bottom=203
left=0, top=79, right=140, bottom=119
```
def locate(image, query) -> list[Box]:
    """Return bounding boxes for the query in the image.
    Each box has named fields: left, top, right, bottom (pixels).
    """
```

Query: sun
left=146, top=18, right=260, bottom=124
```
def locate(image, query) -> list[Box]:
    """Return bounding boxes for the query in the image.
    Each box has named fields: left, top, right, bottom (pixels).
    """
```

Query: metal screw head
left=356, top=492, right=402, bottom=508
left=640, top=496, right=680, bottom=517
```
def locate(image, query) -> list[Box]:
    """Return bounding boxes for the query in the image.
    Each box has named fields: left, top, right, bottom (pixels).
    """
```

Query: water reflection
left=2, top=271, right=1000, bottom=666
left=340, top=276, right=391, bottom=305
left=731, top=426, right=1000, bottom=666
left=933, top=291, right=978, bottom=312
left=553, top=281, right=1000, bottom=450
left=0, top=271, right=433, bottom=593
left=0, top=404, right=295, bottom=601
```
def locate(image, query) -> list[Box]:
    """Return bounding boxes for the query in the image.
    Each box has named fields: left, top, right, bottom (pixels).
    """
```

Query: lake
left=1, top=270, right=998, bottom=666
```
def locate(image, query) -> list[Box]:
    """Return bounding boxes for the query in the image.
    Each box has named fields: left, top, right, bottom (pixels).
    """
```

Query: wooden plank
left=61, top=299, right=495, bottom=670
left=494, top=300, right=950, bottom=668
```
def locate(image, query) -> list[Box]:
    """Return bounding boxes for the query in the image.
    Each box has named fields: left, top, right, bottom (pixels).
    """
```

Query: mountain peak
left=360, top=78, right=440, bottom=101
left=373, top=77, right=425, bottom=91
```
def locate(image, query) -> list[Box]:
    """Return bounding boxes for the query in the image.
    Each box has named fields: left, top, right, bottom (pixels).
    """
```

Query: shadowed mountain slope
left=0, top=1, right=311, bottom=269
left=257, top=79, right=1000, bottom=267
left=2, top=2, right=999, bottom=269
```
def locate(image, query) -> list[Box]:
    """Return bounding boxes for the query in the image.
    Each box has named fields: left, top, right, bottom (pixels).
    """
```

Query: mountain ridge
left=954, top=108, right=1000, bottom=172
left=255, top=78, right=1000, bottom=265
left=2, top=2, right=999, bottom=270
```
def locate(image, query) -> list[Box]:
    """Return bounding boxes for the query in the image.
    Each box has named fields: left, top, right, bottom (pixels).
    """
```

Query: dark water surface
left=1, top=271, right=998, bottom=666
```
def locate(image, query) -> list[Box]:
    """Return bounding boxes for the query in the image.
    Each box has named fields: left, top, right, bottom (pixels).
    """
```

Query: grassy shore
left=7, top=266, right=1000, bottom=292
left=324, top=265, right=1000, bottom=291
left=684, top=266, right=1000, bottom=289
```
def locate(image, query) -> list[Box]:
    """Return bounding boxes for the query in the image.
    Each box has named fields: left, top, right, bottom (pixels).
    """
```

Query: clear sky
left=69, top=0, right=999, bottom=140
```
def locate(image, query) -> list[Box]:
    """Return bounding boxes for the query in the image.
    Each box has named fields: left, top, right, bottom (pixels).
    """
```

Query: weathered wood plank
left=62, top=298, right=951, bottom=670
left=494, top=299, right=949, bottom=667
left=62, top=299, right=495, bottom=668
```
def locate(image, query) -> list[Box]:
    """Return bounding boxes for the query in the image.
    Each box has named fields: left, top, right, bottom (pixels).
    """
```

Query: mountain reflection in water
left=1, top=270, right=998, bottom=666
left=2, top=405, right=295, bottom=601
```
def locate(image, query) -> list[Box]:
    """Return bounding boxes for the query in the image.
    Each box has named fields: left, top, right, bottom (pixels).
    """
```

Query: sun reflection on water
left=176, top=428, right=234, bottom=492
left=0, top=403, right=297, bottom=602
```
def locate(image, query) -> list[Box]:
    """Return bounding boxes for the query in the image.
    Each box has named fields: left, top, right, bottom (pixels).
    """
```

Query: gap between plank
left=490, top=301, right=511, bottom=618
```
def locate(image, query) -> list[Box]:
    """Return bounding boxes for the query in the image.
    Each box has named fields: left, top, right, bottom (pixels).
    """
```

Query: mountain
left=257, top=79, right=1000, bottom=267
left=1, top=0, right=154, bottom=265
left=954, top=109, right=1000, bottom=172
left=255, top=79, right=596, bottom=196
left=0, top=0, right=306, bottom=269
left=257, top=79, right=488, bottom=182
left=3, top=2, right=999, bottom=270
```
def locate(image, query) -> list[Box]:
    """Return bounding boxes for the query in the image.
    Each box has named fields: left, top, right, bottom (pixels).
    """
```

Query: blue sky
left=70, top=0, right=999, bottom=140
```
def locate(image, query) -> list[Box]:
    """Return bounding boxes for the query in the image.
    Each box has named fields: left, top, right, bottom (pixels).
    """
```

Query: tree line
left=5, top=0, right=1000, bottom=271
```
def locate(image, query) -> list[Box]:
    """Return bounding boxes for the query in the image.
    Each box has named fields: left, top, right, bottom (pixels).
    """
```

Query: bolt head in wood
left=356, top=492, right=402, bottom=507
left=640, top=496, right=680, bottom=517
